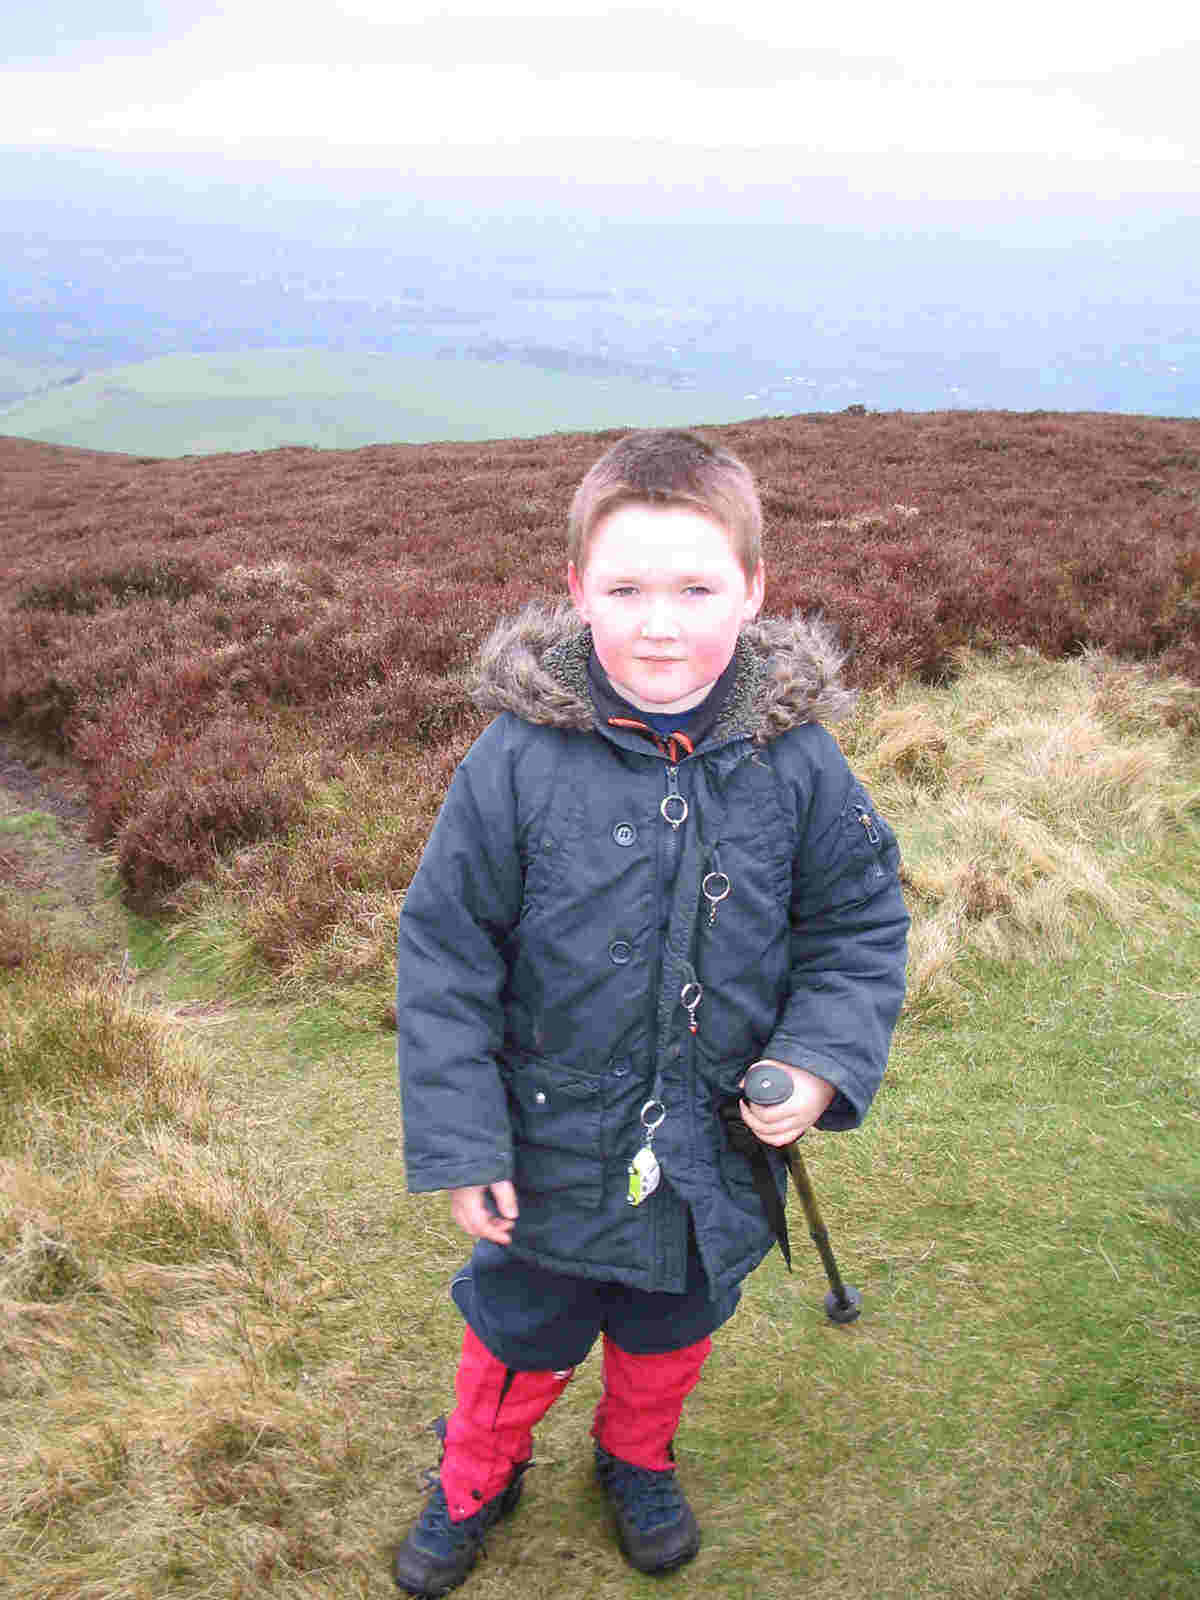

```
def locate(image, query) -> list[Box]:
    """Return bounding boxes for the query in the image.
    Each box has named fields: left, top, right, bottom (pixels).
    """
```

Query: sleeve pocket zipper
left=855, top=805, right=882, bottom=846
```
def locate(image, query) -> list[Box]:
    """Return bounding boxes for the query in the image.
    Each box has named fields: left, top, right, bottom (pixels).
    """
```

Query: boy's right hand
left=449, top=1181, right=519, bottom=1245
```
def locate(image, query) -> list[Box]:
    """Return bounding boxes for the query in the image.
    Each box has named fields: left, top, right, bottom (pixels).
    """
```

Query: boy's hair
left=568, top=430, right=763, bottom=579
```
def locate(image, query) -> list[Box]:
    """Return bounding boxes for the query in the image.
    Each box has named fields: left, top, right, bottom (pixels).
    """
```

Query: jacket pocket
left=505, top=1056, right=604, bottom=1208
left=841, top=783, right=901, bottom=892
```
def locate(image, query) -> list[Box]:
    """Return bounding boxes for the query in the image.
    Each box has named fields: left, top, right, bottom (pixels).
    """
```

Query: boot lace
left=412, top=1415, right=530, bottom=1558
left=597, top=1452, right=687, bottom=1533
left=412, top=1483, right=492, bottom=1556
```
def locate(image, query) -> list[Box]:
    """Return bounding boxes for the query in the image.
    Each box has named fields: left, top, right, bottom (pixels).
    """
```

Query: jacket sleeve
left=396, top=717, right=525, bottom=1193
left=764, top=725, right=909, bottom=1131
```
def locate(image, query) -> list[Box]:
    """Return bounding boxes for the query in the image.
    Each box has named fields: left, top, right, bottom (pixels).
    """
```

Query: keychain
left=702, top=869, right=731, bottom=927
left=627, top=1099, right=665, bottom=1206
left=679, top=979, right=703, bottom=1036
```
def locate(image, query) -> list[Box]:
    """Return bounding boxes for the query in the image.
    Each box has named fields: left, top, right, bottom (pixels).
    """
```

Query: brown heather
left=1, top=411, right=1197, bottom=941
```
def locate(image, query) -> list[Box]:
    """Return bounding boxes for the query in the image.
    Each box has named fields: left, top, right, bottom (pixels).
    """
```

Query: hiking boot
left=594, top=1443, right=701, bottom=1575
left=392, top=1447, right=529, bottom=1597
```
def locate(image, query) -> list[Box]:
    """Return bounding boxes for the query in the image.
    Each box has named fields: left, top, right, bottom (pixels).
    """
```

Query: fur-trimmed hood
left=471, top=603, right=855, bottom=742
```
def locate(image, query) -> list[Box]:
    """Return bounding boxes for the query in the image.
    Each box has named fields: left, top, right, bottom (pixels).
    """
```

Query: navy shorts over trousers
left=451, top=1235, right=741, bottom=1371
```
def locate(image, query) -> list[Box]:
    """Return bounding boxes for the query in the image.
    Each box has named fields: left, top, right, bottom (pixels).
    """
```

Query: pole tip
left=824, top=1285, right=863, bottom=1324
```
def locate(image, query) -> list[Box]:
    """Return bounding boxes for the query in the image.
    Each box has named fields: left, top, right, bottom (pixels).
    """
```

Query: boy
left=393, top=429, right=908, bottom=1595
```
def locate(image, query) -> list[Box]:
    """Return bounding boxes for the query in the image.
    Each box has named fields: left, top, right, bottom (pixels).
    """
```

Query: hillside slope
left=2, top=409, right=1196, bottom=933
left=0, top=348, right=748, bottom=456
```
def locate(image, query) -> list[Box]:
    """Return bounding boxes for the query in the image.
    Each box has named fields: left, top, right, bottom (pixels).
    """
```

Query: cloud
left=5, top=3, right=222, bottom=66
left=1, top=1, right=1196, bottom=176
left=191, top=10, right=907, bottom=89
left=277, top=3, right=1197, bottom=81
left=3, top=61, right=1190, bottom=168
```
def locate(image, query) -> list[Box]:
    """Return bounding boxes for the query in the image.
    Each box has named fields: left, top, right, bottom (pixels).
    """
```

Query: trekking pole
left=742, top=1063, right=862, bottom=1324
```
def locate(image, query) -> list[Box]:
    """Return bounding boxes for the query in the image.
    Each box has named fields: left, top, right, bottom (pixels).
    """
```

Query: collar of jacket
left=585, top=648, right=738, bottom=757
left=469, top=603, right=856, bottom=743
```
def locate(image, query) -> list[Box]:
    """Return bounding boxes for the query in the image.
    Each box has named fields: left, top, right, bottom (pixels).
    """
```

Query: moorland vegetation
left=1, top=408, right=1198, bottom=1598
left=2, top=409, right=1196, bottom=966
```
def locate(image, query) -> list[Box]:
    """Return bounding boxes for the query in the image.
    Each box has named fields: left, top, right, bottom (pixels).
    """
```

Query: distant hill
left=5, top=150, right=1198, bottom=432
left=0, top=348, right=754, bottom=456
left=0, top=354, right=80, bottom=409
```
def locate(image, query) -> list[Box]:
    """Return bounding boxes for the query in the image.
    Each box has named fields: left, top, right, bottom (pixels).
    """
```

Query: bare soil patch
left=0, top=739, right=126, bottom=955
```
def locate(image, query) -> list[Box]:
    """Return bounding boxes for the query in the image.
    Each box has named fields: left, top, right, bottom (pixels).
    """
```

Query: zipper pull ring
left=857, top=806, right=882, bottom=845
left=702, top=869, right=731, bottom=927
left=661, top=764, right=688, bottom=830
left=680, top=980, right=703, bottom=1035
left=661, top=794, right=688, bottom=829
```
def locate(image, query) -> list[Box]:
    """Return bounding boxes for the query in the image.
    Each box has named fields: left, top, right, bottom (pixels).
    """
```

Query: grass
left=159, top=647, right=1197, bottom=1031
left=0, top=810, right=66, bottom=841
left=1, top=650, right=1198, bottom=1596
left=0, top=348, right=749, bottom=456
left=0, top=791, right=128, bottom=960
left=838, top=649, right=1200, bottom=1018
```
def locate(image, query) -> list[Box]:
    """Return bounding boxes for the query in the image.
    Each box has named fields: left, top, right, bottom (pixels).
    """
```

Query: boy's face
left=567, top=502, right=764, bottom=714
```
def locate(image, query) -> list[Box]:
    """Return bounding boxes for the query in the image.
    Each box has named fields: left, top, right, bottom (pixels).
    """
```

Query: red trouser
left=441, top=1325, right=711, bottom=1521
left=591, top=1333, right=711, bottom=1470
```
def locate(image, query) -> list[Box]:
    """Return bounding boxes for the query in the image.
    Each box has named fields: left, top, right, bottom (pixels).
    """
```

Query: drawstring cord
left=606, top=717, right=695, bottom=766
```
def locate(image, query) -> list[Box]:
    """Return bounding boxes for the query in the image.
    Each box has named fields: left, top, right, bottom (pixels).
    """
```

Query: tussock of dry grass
left=1, top=1375, right=369, bottom=1596
left=0, top=914, right=338, bottom=1596
left=174, top=738, right=473, bottom=999
left=839, top=649, right=1200, bottom=1016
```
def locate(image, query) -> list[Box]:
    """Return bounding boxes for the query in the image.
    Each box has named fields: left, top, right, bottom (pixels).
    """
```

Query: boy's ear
left=567, top=561, right=589, bottom=620
left=743, top=560, right=765, bottom=621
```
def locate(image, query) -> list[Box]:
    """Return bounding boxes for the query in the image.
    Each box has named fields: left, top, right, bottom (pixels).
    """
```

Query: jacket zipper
left=649, top=762, right=686, bottom=1071
left=661, top=763, right=687, bottom=832
left=855, top=803, right=881, bottom=845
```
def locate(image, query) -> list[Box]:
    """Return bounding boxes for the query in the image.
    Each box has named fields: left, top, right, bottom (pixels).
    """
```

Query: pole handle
left=742, top=1062, right=792, bottom=1107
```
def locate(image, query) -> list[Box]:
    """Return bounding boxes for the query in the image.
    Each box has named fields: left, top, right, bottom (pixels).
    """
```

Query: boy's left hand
left=738, top=1061, right=835, bottom=1146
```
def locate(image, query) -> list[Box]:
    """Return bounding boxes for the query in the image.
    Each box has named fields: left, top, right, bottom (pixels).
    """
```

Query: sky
left=3, top=2, right=1198, bottom=210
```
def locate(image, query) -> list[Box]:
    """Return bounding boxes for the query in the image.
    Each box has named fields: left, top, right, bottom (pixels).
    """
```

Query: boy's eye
left=609, top=585, right=637, bottom=597
left=683, top=585, right=712, bottom=596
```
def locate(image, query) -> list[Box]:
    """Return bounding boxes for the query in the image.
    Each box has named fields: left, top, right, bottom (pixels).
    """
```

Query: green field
left=0, top=348, right=755, bottom=455
left=0, top=355, right=79, bottom=410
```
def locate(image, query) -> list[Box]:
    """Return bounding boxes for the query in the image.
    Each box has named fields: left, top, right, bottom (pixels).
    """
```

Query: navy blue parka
left=397, top=607, right=908, bottom=1299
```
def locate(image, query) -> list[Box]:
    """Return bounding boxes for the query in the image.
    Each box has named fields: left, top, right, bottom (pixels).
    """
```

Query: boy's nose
left=640, top=600, right=680, bottom=638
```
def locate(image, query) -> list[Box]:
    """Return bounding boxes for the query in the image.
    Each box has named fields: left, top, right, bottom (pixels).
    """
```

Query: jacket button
left=609, top=939, right=633, bottom=965
left=534, top=1090, right=547, bottom=1105
left=611, top=822, right=637, bottom=848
